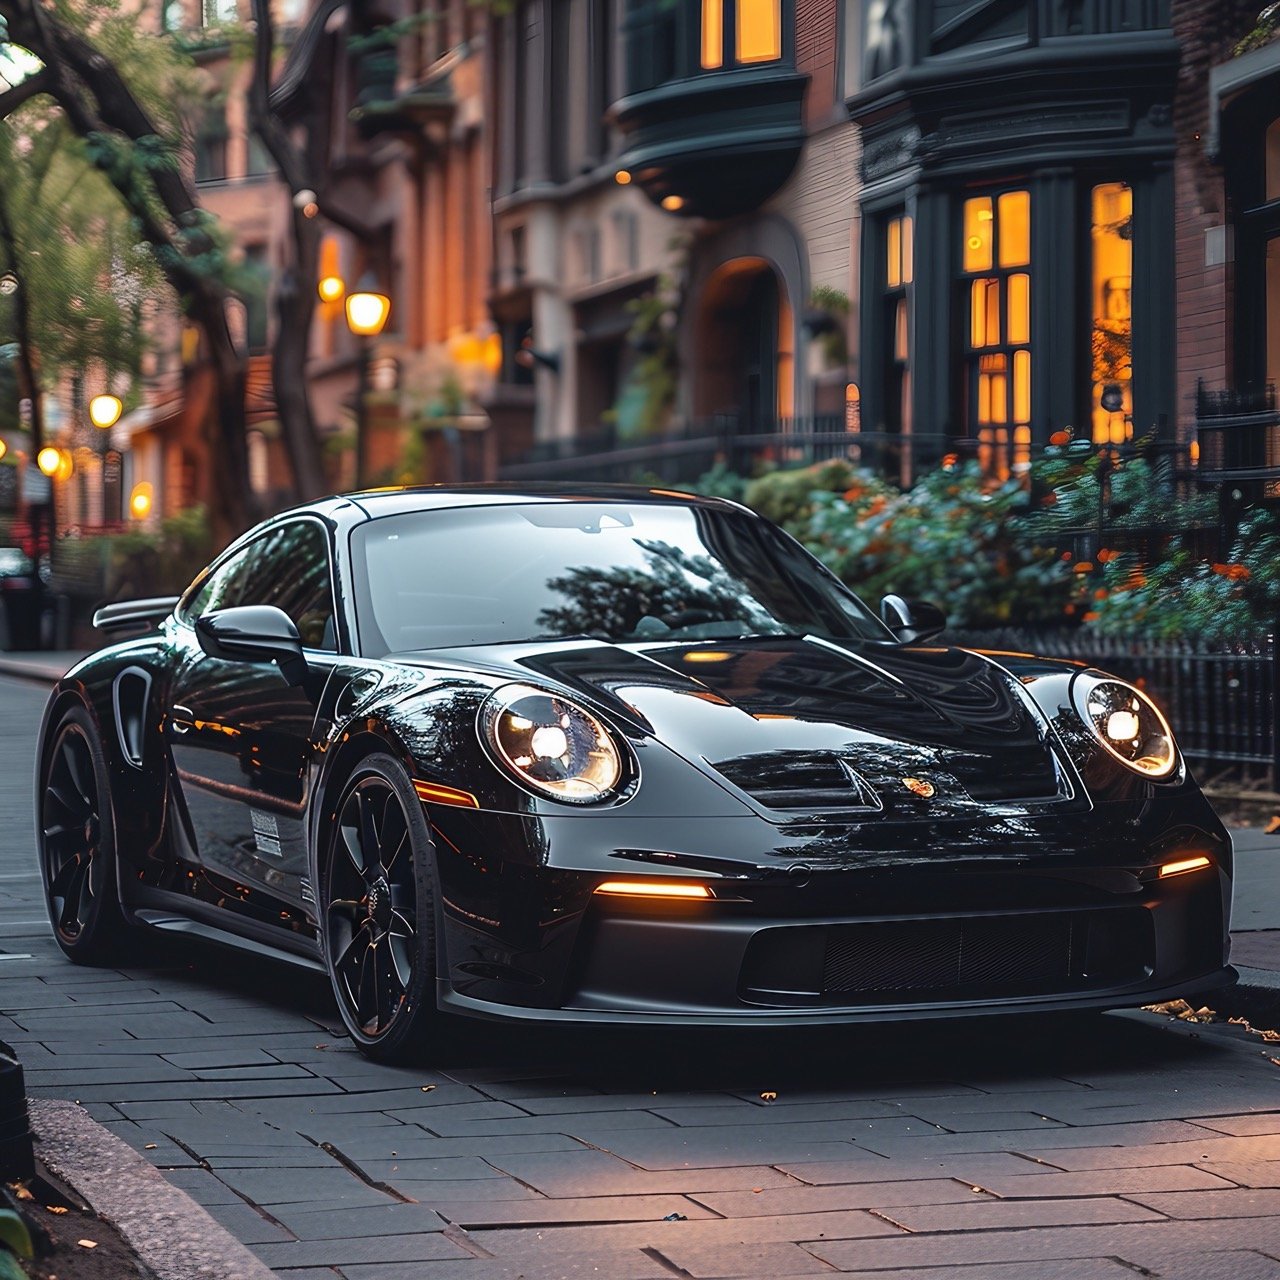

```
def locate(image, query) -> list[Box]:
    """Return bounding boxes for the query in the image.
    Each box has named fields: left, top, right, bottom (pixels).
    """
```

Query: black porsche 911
left=35, top=485, right=1234, bottom=1059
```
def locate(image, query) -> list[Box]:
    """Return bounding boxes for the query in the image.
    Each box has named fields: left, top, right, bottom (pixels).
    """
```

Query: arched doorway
left=694, top=257, right=793, bottom=428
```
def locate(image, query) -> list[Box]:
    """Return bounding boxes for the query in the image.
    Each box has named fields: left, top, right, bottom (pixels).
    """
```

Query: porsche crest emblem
left=902, top=777, right=935, bottom=798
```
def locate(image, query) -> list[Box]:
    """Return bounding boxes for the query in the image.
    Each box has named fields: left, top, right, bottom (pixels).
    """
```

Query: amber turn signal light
left=1158, top=855, right=1212, bottom=879
left=412, top=780, right=479, bottom=809
left=594, top=880, right=712, bottom=900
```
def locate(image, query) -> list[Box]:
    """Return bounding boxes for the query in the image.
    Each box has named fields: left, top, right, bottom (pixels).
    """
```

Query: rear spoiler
left=92, top=596, right=180, bottom=636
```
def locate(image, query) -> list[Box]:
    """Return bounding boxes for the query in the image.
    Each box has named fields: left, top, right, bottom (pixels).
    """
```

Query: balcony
left=612, top=65, right=808, bottom=219
left=1195, top=382, right=1280, bottom=497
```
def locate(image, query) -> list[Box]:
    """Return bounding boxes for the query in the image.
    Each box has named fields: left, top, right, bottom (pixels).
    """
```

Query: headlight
left=1071, top=673, right=1178, bottom=779
left=479, top=683, right=625, bottom=803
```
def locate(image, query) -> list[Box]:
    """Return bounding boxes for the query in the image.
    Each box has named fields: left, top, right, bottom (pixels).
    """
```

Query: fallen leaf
left=752, top=1188, right=763, bottom=1194
left=1265, top=815, right=1280, bottom=834
left=46, top=1207, right=67, bottom=1216
left=11, top=1188, right=31, bottom=1203
left=421, top=1085, right=436, bottom=1093
left=760, top=1091, right=778, bottom=1102
left=76, top=1240, right=98, bottom=1249
left=144, top=1144, right=157, bottom=1150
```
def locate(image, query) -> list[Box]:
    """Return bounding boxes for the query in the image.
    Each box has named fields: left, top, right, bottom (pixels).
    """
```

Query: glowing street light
left=129, top=482, right=153, bottom=520
left=344, top=276, right=391, bottom=487
left=88, top=394, right=123, bottom=430
left=36, top=447, right=63, bottom=477
left=317, top=274, right=345, bottom=304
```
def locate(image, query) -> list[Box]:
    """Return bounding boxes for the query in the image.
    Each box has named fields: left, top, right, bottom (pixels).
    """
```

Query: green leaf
left=0, top=1208, right=33, bottom=1260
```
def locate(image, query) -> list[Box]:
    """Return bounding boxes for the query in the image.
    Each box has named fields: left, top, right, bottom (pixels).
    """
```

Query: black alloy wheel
left=39, top=706, right=130, bottom=963
left=322, top=755, right=436, bottom=1061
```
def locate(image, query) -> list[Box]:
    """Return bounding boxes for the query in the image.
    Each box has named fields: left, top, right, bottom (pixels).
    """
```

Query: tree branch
left=0, top=65, right=51, bottom=119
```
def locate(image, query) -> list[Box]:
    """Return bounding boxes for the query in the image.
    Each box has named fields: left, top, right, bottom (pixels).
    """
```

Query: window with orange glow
left=737, top=0, right=781, bottom=63
left=961, top=190, right=1032, bottom=479
left=883, top=212, right=914, bottom=483
left=701, top=0, right=723, bottom=68
left=1090, top=182, right=1133, bottom=444
left=701, top=0, right=782, bottom=70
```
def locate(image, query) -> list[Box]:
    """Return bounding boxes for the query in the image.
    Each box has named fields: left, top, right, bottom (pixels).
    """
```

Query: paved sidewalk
left=2, top=670, right=1280, bottom=1276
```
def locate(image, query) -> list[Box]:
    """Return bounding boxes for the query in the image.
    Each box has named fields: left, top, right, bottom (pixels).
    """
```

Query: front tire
left=38, top=705, right=132, bottom=964
left=320, top=754, right=438, bottom=1062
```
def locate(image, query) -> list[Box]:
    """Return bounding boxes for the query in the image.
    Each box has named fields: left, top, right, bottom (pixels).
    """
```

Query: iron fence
left=498, top=417, right=952, bottom=486
left=950, top=627, right=1276, bottom=781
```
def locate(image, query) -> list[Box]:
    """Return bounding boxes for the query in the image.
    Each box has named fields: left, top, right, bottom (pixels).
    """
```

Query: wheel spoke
left=358, top=789, right=381, bottom=871
left=327, top=898, right=364, bottom=921
left=379, top=802, right=407, bottom=875
left=58, top=861, right=89, bottom=934
left=388, top=931, right=414, bottom=990
left=338, top=805, right=366, bottom=882
left=356, top=942, right=378, bottom=1033
left=62, top=738, right=92, bottom=809
left=49, top=852, right=81, bottom=899
left=44, top=778, right=86, bottom=821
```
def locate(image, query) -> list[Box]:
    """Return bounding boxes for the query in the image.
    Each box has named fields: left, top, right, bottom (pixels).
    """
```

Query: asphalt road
left=2, top=673, right=1280, bottom=1280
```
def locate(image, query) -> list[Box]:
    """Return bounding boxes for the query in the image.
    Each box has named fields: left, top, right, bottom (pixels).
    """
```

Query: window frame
left=178, top=515, right=342, bottom=654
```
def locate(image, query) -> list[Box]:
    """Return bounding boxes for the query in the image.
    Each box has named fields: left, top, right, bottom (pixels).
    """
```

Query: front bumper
left=438, top=852, right=1233, bottom=1024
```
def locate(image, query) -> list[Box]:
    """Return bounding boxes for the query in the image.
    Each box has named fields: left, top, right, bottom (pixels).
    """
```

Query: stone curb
left=29, top=1098, right=276, bottom=1280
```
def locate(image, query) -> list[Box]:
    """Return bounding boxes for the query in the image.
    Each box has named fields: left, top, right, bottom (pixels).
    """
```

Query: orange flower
left=1083, top=611, right=1099, bottom=622
left=1094, top=588, right=1108, bottom=600
left=1042, top=492, right=1058, bottom=506
left=1074, top=561, right=1094, bottom=574
left=1229, top=564, right=1251, bottom=581
left=1061, top=551, right=1073, bottom=562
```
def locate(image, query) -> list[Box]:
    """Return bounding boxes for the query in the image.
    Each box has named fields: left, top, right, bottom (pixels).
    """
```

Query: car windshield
left=352, top=500, right=891, bottom=655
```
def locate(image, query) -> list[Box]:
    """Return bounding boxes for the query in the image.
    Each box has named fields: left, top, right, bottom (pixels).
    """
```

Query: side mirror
left=880, top=594, right=946, bottom=643
left=195, top=605, right=306, bottom=685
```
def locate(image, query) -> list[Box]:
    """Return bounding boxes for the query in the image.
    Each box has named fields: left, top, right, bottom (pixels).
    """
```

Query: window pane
left=894, top=298, right=908, bottom=362
left=1014, top=349, right=1031, bottom=424
left=1007, top=273, right=1030, bottom=344
left=1091, top=182, right=1133, bottom=443
left=1268, top=119, right=1280, bottom=203
left=970, top=278, right=994, bottom=348
left=702, top=0, right=723, bottom=68
left=737, top=0, right=781, bottom=63
left=997, top=191, right=1030, bottom=267
left=887, top=217, right=902, bottom=289
left=963, top=198, right=993, bottom=272
left=901, top=214, right=913, bottom=284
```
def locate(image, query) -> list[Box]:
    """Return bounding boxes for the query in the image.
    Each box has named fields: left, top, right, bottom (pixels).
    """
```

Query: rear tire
left=320, top=754, right=439, bottom=1062
left=38, top=705, right=132, bottom=965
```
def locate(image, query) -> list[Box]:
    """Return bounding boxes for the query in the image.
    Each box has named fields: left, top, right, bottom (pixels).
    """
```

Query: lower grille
left=740, top=908, right=1153, bottom=1006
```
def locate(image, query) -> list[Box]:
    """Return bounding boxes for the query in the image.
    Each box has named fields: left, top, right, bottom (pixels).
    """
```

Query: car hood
left=399, top=636, right=1075, bottom=820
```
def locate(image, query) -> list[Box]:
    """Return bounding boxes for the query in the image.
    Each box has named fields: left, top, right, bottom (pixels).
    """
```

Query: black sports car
left=36, top=486, right=1234, bottom=1060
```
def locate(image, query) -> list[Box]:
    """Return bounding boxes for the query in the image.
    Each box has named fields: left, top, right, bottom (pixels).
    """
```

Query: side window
left=236, top=521, right=337, bottom=651
left=181, top=541, right=260, bottom=621
left=182, top=522, right=337, bottom=651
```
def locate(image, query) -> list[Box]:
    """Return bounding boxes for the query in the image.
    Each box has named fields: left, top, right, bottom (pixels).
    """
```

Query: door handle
left=170, top=704, right=195, bottom=735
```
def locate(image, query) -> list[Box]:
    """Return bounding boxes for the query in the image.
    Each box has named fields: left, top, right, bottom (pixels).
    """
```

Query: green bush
left=803, top=462, right=1078, bottom=628
left=103, top=505, right=215, bottom=601
left=742, top=459, right=872, bottom=536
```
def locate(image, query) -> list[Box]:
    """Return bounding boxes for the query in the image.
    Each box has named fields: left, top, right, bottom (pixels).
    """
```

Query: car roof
left=299, top=483, right=740, bottom=523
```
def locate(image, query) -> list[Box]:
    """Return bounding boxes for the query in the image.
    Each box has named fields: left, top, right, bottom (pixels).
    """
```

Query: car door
left=167, top=518, right=339, bottom=913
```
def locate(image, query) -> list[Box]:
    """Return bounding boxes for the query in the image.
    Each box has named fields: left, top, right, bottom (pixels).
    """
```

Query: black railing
left=1196, top=380, right=1280, bottom=489
left=951, top=627, right=1276, bottom=781
left=499, top=417, right=951, bottom=486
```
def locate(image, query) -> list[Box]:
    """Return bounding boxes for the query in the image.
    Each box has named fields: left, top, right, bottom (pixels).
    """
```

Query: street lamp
left=88, top=394, right=123, bottom=430
left=88, top=393, right=123, bottom=525
left=344, top=278, right=391, bottom=487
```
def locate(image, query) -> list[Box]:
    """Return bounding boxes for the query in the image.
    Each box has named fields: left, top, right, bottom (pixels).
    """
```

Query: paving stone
left=1031, top=1133, right=1280, bottom=1171
left=688, top=1178, right=983, bottom=1218
left=338, top=1253, right=671, bottom=1280
left=388, top=1177, right=546, bottom=1203
left=216, top=1165, right=401, bottom=1207
left=586, top=1125, right=890, bottom=1169
left=427, top=1193, right=718, bottom=1228
left=649, top=1239, right=833, bottom=1278
left=486, top=1150, right=798, bottom=1198
left=252, top=1231, right=472, bottom=1267
left=393, top=1108, right=681, bottom=1138
left=202, top=1200, right=295, bottom=1245
left=1191, top=1113, right=1280, bottom=1137
left=895, top=1108, right=1069, bottom=1132
left=1124, top=1187, right=1280, bottom=1219
left=324, top=1132, right=586, bottom=1161
left=974, top=1165, right=1240, bottom=1198
left=342, top=1154, right=513, bottom=1182
left=872, top=1194, right=1167, bottom=1233
left=820, top=1262, right=1146, bottom=1280
left=267, top=1201, right=448, bottom=1238
left=1201, top=1160, right=1280, bottom=1187
left=776, top=1152, right=1053, bottom=1185
left=649, top=1100, right=903, bottom=1127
